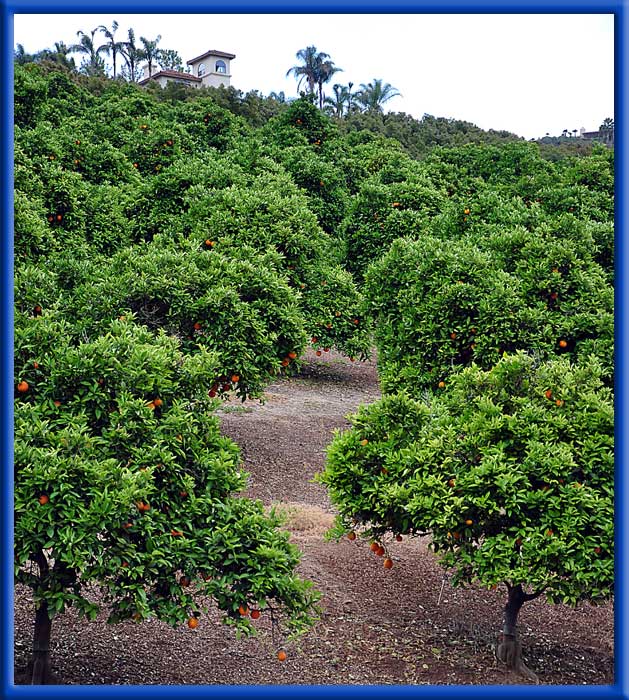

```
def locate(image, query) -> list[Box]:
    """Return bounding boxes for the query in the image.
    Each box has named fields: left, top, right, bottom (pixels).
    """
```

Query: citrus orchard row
left=14, top=61, right=613, bottom=683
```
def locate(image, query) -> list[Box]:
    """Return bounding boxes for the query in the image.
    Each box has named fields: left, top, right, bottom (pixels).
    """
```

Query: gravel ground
left=13, top=349, right=614, bottom=686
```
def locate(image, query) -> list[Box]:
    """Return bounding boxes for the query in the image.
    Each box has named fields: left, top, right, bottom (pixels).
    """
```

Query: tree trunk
left=30, top=599, right=52, bottom=684
left=495, top=584, right=540, bottom=683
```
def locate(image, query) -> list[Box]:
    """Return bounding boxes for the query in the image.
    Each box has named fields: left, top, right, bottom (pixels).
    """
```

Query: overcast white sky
left=14, top=13, right=614, bottom=140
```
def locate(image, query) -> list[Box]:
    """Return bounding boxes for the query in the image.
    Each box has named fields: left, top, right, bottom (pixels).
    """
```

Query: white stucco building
left=138, top=49, right=235, bottom=89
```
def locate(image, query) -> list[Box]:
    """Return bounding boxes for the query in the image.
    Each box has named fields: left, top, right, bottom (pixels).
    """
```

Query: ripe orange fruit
left=48, top=215, right=54, bottom=222
left=438, top=381, right=445, bottom=389
left=335, top=311, right=341, bottom=317
left=370, top=542, right=379, bottom=553
left=33, top=361, right=39, bottom=368
left=281, top=359, right=290, bottom=367
left=392, top=202, right=400, bottom=207
left=546, top=529, right=553, bottom=537
left=205, top=239, right=214, bottom=247
left=133, top=163, right=139, bottom=168
left=238, top=605, right=249, bottom=617
left=277, top=650, right=287, bottom=662
left=171, top=530, right=183, bottom=536
left=448, top=479, right=456, bottom=487
left=123, top=522, right=133, bottom=530
left=187, top=617, right=199, bottom=629
left=353, top=319, right=359, bottom=326
left=38, top=494, right=49, bottom=505
left=465, top=519, right=473, bottom=526
left=231, top=374, right=240, bottom=383
left=146, top=401, right=156, bottom=411
left=33, top=304, right=42, bottom=315
left=180, top=576, right=190, bottom=587
left=153, top=398, right=163, bottom=407
left=559, top=339, right=568, bottom=348
left=250, top=609, right=261, bottom=620
left=450, top=332, right=457, bottom=340
left=311, top=337, right=318, bottom=343
left=555, top=399, right=564, bottom=407
left=17, top=380, right=29, bottom=393
left=56, top=214, right=62, bottom=222
left=545, top=389, right=553, bottom=399
left=464, top=208, right=470, bottom=215
left=137, top=501, right=150, bottom=512
left=53, top=400, right=61, bottom=407
left=323, top=348, right=330, bottom=353
left=360, top=438, right=369, bottom=446
left=287, top=352, right=297, bottom=360
left=347, top=531, right=357, bottom=541
left=383, top=558, right=393, bottom=569
left=315, top=350, right=322, bottom=356
left=375, top=546, right=385, bottom=557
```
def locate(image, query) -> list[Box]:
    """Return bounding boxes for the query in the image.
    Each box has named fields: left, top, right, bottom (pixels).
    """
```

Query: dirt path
left=13, top=350, right=614, bottom=685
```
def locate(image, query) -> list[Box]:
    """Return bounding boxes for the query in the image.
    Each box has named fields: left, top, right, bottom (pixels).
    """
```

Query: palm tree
left=286, top=45, right=320, bottom=95
left=355, top=78, right=401, bottom=113
left=315, top=58, right=342, bottom=110
left=70, top=28, right=107, bottom=76
left=324, top=83, right=351, bottom=118
left=98, top=20, right=123, bottom=78
left=286, top=46, right=342, bottom=110
left=139, top=34, right=162, bottom=78
left=120, top=28, right=143, bottom=82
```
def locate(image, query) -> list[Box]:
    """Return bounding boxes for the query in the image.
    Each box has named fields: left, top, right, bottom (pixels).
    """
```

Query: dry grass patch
left=269, top=501, right=336, bottom=537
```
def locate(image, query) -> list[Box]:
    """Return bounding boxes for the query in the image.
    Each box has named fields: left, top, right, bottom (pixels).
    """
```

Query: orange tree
left=15, top=310, right=320, bottom=684
left=183, top=169, right=371, bottom=359
left=363, top=234, right=613, bottom=394
left=54, top=243, right=310, bottom=401
left=317, top=353, right=613, bottom=678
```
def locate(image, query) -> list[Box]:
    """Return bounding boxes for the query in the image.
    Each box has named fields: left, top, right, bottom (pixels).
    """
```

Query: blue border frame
left=1, top=0, right=626, bottom=698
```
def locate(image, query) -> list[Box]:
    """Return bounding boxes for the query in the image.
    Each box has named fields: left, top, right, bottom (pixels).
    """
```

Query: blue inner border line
left=1, top=1, right=625, bottom=698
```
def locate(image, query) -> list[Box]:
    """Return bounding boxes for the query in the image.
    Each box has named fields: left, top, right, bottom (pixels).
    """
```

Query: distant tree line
left=15, top=22, right=181, bottom=81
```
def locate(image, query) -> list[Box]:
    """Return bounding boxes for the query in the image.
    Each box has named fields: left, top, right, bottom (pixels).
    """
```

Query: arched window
left=215, top=60, right=227, bottom=73
left=198, top=63, right=206, bottom=77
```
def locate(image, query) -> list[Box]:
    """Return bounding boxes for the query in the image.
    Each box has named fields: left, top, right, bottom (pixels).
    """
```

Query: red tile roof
left=187, top=49, right=236, bottom=64
left=138, top=69, right=202, bottom=85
